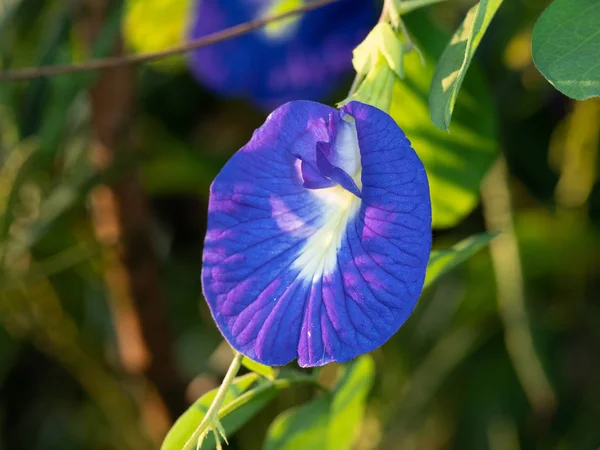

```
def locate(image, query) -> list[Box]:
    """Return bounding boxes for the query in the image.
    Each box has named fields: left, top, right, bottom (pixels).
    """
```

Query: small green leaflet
left=532, top=0, right=600, bottom=100
left=263, top=355, right=375, bottom=450
left=424, top=233, right=498, bottom=289
left=242, top=356, right=276, bottom=380
left=429, top=0, right=503, bottom=130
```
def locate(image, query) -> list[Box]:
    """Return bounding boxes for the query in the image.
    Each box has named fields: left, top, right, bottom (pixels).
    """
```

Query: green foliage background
left=0, top=0, right=599, bottom=449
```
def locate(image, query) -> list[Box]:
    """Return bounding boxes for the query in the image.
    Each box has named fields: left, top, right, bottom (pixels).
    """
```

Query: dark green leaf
left=429, top=0, right=503, bottom=130
left=390, top=12, right=499, bottom=228
left=532, top=0, right=600, bottom=100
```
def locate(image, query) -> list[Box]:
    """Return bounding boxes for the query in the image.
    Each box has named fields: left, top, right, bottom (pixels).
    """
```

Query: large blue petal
left=188, top=0, right=378, bottom=108
left=202, top=100, right=431, bottom=367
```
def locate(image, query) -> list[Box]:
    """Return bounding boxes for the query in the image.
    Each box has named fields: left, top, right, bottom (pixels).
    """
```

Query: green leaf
left=163, top=372, right=320, bottom=450
left=327, top=355, right=375, bottom=449
left=263, top=395, right=331, bottom=450
left=390, top=11, right=499, bottom=228
left=242, top=356, right=276, bottom=380
left=532, top=0, right=600, bottom=100
left=429, top=0, right=503, bottom=130
left=263, top=355, right=375, bottom=450
left=345, top=22, right=408, bottom=111
left=122, top=0, right=190, bottom=70
left=424, top=233, right=497, bottom=288
left=161, top=373, right=266, bottom=450
left=262, top=0, right=304, bottom=39
left=392, top=0, right=448, bottom=16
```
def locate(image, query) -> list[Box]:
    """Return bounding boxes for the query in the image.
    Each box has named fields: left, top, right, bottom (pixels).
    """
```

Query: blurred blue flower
left=202, top=100, right=432, bottom=367
left=188, top=0, right=378, bottom=108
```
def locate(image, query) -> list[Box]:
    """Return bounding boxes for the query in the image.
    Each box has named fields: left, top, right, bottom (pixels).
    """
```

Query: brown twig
left=0, top=0, right=342, bottom=82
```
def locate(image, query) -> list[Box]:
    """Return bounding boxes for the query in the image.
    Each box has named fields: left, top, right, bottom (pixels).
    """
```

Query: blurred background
left=0, top=0, right=599, bottom=449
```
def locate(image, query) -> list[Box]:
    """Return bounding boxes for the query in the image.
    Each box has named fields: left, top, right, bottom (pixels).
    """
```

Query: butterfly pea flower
left=188, top=0, right=378, bottom=107
left=202, top=100, right=432, bottom=367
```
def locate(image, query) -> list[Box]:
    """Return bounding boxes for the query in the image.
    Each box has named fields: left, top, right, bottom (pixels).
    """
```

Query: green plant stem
left=182, top=351, right=244, bottom=450
left=218, top=374, right=327, bottom=419
left=481, top=158, right=556, bottom=414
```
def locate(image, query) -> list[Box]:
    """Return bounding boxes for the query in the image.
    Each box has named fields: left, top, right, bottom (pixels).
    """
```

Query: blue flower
left=202, top=100, right=432, bottom=367
left=188, top=0, right=378, bottom=108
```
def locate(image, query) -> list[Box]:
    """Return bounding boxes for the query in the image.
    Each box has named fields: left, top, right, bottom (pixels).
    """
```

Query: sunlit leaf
left=242, top=356, right=277, bottom=380
left=390, top=12, right=499, bottom=228
left=429, top=0, right=503, bottom=130
left=532, top=0, right=600, bottom=100
left=424, top=233, right=497, bottom=288
left=123, top=0, right=190, bottom=71
left=343, top=23, right=405, bottom=112
left=353, top=23, right=405, bottom=79
left=263, top=355, right=375, bottom=450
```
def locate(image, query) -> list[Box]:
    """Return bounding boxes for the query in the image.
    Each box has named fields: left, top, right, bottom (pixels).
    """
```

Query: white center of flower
left=260, top=0, right=304, bottom=40
left=293, top=119, right=362, bottom=281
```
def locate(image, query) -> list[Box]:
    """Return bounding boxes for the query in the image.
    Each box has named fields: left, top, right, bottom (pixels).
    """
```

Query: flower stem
left=481, top=158, right=556, bottom=414
left=182, top=351, right=244, bottom=450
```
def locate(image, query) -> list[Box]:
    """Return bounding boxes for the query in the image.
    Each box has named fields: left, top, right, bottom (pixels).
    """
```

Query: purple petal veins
left=202, top=100, right=432, bottom=367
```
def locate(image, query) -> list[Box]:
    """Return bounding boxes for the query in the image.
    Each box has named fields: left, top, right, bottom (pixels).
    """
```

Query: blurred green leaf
left=263, top=0, right=303, bottom=39
left=242, top=356, right=276, bottom=380
left=123, top=0, right=189, bottom=70
left=138, top=119, right=220, bottom=195
left=532, top=0, right=600, bottom=100
left=264, top=395, right=330, bottom=449
left=0, top=0, right=21, bottom=39
left=425, top=233, right=497, bottom=288
left=391, top=12, right=499, bottom=228
left=264, top=355, right=375, bottom=450
left=429, top=0, right=503, bottom=130
left=327, top=355, right=375, bottom=449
